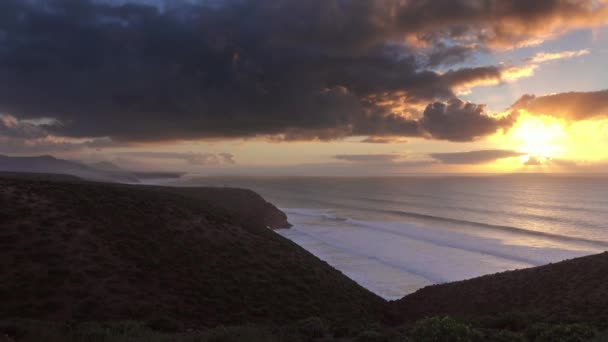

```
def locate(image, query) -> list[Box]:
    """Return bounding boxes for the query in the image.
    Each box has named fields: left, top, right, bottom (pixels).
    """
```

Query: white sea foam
left=180, top=176, right=608, bottom=300
left=277, top=208, right=603, bottom=300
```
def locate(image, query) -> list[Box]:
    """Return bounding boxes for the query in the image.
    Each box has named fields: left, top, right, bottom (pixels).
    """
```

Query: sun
left=510, top=114, right=568, bottom=162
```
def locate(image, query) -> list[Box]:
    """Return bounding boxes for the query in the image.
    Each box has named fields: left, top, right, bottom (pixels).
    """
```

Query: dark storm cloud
left=511, top=90, right=608, bottom=120
left=394, top=0, right=608, bottom=48
left=430, top=149, right=524, bottom=164
left=426, top=44, right=480, bottom=68
left=0, top=0, right=468, bottom=142
left=0, top=0, right=605, bottom=146
left=420, top=99, right=517, bottom=142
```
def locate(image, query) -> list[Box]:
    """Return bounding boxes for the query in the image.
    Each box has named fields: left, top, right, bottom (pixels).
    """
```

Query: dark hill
left=0, top=155, right=139, bottom=183
left=391, top=251, right=608, bottom=325
left=0, top=175, right=384, bottom=327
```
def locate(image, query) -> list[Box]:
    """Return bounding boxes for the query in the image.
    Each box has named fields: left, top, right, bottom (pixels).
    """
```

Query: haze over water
left=180, top=175, right=608, bottom=300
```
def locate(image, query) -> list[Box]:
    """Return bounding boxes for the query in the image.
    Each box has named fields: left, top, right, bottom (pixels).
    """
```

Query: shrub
left=331, top=323, right=359, bottom=338
left=205, top=325, right=279, bottom=342
left=473, top=311, right=542, bottom=332
left=355, top=329, right=390, bottom=342
left=535, top=324, right=597, bottom=342
left=295, top=317, right=326, bottom=339
left=145, top=316, right=182, bottom=333
left=410, top=316, right=481, bottom=342
left=485, top=330, right=526, bottom=342
left=525, top=323, right=551, bottom=341
left=590, top=330, right=608, bottom=342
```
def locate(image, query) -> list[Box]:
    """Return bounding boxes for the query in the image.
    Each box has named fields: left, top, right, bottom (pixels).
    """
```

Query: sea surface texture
left=179, top=175, right=608, bottom=300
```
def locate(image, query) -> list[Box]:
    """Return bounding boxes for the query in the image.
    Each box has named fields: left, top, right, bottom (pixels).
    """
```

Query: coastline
left=2, top=172, right=608, bottom=340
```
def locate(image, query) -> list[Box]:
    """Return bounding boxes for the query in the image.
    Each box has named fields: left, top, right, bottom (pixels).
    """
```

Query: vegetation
left=409, top=316, right=481, bottom=342
left=0, top=175, right=383, bottom=328
left=391, top=252, right=608, bottom=326
left=2, top=316, right=608, bottom=342
left=2, top=174, right=608, bottom=341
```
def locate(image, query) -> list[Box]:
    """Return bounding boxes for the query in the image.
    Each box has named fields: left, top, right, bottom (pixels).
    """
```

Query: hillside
left=0, top=174, right=384, bottom=328
left=391, top=251, right=608, bottom=325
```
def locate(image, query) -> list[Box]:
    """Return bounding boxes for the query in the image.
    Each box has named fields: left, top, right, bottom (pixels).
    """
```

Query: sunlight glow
left=511, top=114, right=568, bottom=159
left=486, top=111, right=608, bottom=172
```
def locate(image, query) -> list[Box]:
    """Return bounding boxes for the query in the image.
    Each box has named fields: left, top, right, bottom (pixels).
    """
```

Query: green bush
left=295, top=317, right=326, bottom=339
left=146, top=316, right=182, bottom=333
left=589, top=330, right=608, bottom=342
left=485, top=330, right=526, bottom=342
left=535, top=324, right=597, bottom=342
left=205, top=325, right=281, bottom=342
left=355, top=329, right=390, bottom=342
left=0, top=320, right=174, bottom=342
left=525, top=323, right=552, bottom=341
left=410, top=316, right=481, bottom=342
left=473, top=311, right=542, bottom=332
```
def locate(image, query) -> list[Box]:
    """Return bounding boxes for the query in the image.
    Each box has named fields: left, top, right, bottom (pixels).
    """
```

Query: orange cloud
left=511, top=90, right=608, bottom=121
left=525, top=49, right=590, bottom=63
left=452, top=64, right=537, bottom=94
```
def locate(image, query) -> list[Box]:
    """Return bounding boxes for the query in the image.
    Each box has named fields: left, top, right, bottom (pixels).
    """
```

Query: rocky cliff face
left=163, top=186, right=291, bottom=230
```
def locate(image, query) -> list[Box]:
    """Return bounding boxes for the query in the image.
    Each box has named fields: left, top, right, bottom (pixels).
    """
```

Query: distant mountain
left=0, top=154, right=139, bottom=183
left=0, top=155, right=184, bottom=183
left=89, top=160, right=185, bottom=180
left=89, top=161, right=126, bottom=173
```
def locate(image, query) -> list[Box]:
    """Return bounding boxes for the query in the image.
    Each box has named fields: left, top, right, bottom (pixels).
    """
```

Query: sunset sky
left=1, top=0, right=608, bottom=175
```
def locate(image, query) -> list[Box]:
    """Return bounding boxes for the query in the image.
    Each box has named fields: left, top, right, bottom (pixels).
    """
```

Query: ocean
left=176, top=175, right=608, bottom=300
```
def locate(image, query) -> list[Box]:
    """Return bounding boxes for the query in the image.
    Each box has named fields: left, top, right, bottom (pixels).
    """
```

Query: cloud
left=525, top=49, right=590, bottom=63
left=361, top=136, right=409, bottom=144
left=419, top=99, right=517, bottom=141
left=100, top=1, right=608, bottom=52
left=523, top=156, right=579, bottom=167
left=0, top=0, right=605, bottom=145
left=500, top=65, right=538, bottom=82
left=549, top=158, right=578, bottom=167
left=524, top=155, right=544, bottom=166
left=0, top=114, right=120, bottom=154
left=511, top=90, right=608, bottom=120
left=426, top=44, right=480, bottom=68
left=396, top=0, right=608, bottom=49
left=0, top=135, right=118, bottom=154
left=334, top=154, right=402, bottom=163
left=448, top=65, right=538, bottom=95
left=117, top=152, right=236, bottom=165
left=0, top=114, right=49, bottom=139
left=430, top=149, right=524, bottom=164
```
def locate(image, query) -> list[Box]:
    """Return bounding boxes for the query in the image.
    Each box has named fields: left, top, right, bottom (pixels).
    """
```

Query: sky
left=1, top=0, right=608, bottom=175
